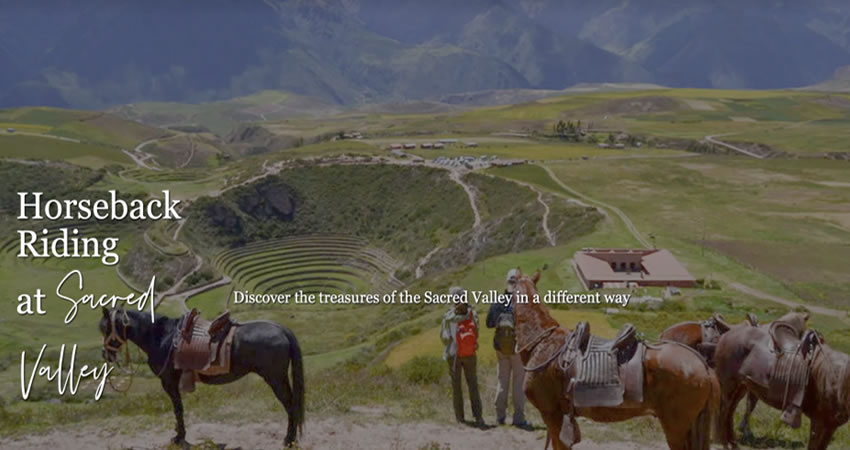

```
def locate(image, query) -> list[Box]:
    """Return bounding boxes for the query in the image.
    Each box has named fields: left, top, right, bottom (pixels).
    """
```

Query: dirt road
left=539, top=164, right=650, bottom=248
left=0, top=419, right=663, bottom=450
left=704, top=134, right=765, bottom=159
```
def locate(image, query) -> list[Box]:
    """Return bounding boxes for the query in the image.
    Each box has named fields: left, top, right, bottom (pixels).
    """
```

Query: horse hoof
left=170, top=436, right=188, bottom=448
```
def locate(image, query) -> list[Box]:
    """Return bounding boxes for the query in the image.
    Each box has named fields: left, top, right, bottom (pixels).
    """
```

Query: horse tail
left=709, top=368, right=722, bottom=446
left=686, top=364, right=718, bottom=450
left=286, top=327, right=306, bottom=434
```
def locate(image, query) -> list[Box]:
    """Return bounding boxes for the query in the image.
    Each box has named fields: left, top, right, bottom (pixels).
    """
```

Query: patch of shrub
left=399, top=355, right=444, bottom=385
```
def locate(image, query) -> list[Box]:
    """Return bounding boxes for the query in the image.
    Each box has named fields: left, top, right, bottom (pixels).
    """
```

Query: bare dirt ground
left=0, top=419, right=664, bottom=450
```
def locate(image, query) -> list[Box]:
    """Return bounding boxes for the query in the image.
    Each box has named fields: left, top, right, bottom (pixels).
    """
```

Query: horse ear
left=803, top=313, right=810, bottom=321
left=102, top=306, right=111, bottom=318
left=532, top=269, right=541, bottom=284
left=516, top=266, right=522, bottom=276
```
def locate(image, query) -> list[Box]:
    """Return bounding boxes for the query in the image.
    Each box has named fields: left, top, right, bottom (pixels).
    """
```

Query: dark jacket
left=486, top=290, right=515, bottom=352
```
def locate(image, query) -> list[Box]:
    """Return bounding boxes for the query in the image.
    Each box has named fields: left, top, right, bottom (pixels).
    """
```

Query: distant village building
left=598, top=143, right=610, bottom=148
left=614, top=143, right=625, bottom=149
left=6, top=128, right=15, bottom=133
left=465, top=141, right=479, bottom=147
left=390, top=143, right=402, bottom=150
left=491, top=159, right=526, bottom=167
left=439, top=139, right=458, bottom=144
left=573, top=248, right=695, bottom=289
left=421, top=142, right=433, bottom=149
left=403, top=143, right=416, bottom=149
left=433, top=142, right=445, bottom=149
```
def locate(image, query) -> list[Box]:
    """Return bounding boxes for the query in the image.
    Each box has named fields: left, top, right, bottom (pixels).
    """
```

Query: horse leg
left=540, top=411, right=568, bottom=450
left=807, top=420, right=838, bottom=450
left=263, top=372, right=298, bottom=447
left=718, top=381, right=747, bottom=449
left=161, top=376, right=187, bottom=446
left=737, top=392, right=757, bottom=438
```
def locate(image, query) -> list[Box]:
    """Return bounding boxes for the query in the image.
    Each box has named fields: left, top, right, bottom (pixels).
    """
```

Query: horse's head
left=775, top=311, right=809, bottom=336
left=99, top=307, right=131, bottom=362
left=512, top=268, right=560, bottom=353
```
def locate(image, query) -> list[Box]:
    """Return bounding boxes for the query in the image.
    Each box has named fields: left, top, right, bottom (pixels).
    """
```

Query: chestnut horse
left=513, top=270, right=718, bottom=450
left=714, top=318, right=848, bottom=450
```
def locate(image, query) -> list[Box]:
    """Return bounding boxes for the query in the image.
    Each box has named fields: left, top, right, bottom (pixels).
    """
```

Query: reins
left=104, top=309, right=137, bottom=393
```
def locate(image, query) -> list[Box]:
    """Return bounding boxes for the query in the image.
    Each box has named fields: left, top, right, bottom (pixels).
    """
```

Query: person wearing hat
left=485, top=268, right=529, bottom=428
left=440, top=286, right=484, bottom=427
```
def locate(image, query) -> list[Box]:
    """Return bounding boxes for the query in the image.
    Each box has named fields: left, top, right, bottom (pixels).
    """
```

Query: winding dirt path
left=449, top=170, right=481, bottom=228
left=501, top=177, right=556, bottom=247
left=539, top=164, right=650, bottom=248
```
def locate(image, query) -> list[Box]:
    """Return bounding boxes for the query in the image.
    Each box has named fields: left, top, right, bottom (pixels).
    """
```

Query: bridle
left=103, top=309, right=136, bottom=392
left=103, top=309, right=130, bottom=354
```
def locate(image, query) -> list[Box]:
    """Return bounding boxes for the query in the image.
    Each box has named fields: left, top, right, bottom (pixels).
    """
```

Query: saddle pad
left=573, top=337, right=624, bottom=408
left=572, top=338, right=645, bottom=409
left=175, top=333, right=214, bottom=371
left=198, top=325, right=237, bottom=376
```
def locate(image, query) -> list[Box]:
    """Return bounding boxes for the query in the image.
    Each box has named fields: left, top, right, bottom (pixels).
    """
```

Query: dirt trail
left=178, top=135, right=195, bottom=168
left=449, top=170, right=482, bottom=228
left=0, top=419, right=661, bottom=450
left=539, top=164, right=650, bottom=248
left=704, top=134, right=765, bottom=159
left=503, top=177, right=556, bottom=247
left=726, top=281, right=847, bottom=318
left=415, top=169, right=483, bottom=279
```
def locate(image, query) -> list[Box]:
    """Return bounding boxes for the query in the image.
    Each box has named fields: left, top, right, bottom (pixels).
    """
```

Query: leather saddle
left=174, top=309, right=237, bottom=392
left=559, top=322, right=644, bottom=408
left=766, top=322, right=821, bottom=428
left=697, top=313, right=758, bottom=366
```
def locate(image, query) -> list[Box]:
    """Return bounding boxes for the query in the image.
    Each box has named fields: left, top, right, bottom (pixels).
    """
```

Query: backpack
left=494, top=311, right=516, bottom=355
left=456, top=315, right=477, bottom=357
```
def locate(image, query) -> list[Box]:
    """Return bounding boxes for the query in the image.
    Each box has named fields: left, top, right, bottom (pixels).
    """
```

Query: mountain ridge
left=1, top=0, right=849, bottom=109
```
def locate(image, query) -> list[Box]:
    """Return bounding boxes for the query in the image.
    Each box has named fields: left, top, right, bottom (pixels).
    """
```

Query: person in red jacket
left=440, top=286, right=484, bottom=427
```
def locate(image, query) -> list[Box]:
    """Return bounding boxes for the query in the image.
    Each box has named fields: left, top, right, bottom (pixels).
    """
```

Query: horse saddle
left=174, top=309, right=237, bottom=375
left=766, top=323, right=821, bottom=428
left=746, top=313, right=759, bottom=327
left=560, top=322, right=645, bottom=408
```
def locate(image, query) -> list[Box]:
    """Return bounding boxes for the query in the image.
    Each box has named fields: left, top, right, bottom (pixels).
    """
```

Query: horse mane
left=513, top=275, right=562, bottom=352
left=810, top=343, right=850, bottom=416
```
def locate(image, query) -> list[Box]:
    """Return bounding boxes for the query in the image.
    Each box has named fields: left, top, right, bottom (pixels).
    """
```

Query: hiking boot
left=513, top=420, right=532, bottom=430
left=497, top=418, right=506, bottom=425
left=474, top=417, right=485, bottom=428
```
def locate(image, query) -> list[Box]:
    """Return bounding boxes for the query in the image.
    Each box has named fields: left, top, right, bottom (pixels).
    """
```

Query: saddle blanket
left=571, top=339, right=645, bottom=408
left=174, top=324, right=237, bottom=375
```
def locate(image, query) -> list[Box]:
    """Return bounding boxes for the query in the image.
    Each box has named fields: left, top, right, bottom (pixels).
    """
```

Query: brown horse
left=686, top=311, right=806, bottom=439
left=513, top=269, right=718, bottom=450
left=660, top=313, right=758, bottom=365
left=715, top=317, right=848, bottom=450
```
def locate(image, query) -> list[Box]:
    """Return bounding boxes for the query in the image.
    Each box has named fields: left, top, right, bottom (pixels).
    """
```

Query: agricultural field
left=0, top=134, right=130, bottom=168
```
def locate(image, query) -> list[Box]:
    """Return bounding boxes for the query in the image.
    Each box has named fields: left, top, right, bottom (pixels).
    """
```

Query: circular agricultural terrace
left=215, top=234, right=403, bottom=296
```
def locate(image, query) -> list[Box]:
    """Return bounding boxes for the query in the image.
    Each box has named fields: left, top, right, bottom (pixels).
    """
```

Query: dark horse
left=714, top=317, right=848, bottom=450
left=513, top=270, right=717, bottom=449
left=99, top=307, right=305, bottom=447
